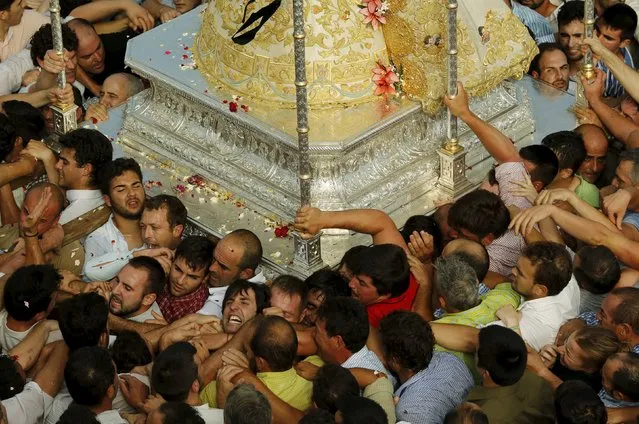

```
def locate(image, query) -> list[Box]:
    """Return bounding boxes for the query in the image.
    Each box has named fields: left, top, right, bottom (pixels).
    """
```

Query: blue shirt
left=599, top=388, right=639, bottom=408
left=342, top=346, right=396, bottom=388
left=395, top=352, right=474, bottom=424
left=510, top=2, right=556, bottom=44
left=623, top=211, right=639, bottom=231
left=597, top=48, right=635, bottom=98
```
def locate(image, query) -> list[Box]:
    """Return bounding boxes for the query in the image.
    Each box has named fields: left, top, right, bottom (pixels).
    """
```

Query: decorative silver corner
left=51, top=103, right=77, bottom=135
left=437, top=146, right=472, bottom=196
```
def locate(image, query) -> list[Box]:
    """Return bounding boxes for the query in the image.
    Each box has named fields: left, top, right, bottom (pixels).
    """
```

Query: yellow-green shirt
left=200, top=360, right=320, bottom=410
left=575, top=175, right=600, bottom=209
left=434, top=283, right=522, bottom=383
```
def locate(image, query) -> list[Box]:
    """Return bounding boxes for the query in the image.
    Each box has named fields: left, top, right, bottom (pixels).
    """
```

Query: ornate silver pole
left=575, top=0, right=595, bottom=108
left=49, top=0, right=78, bottom=135
left=290, top=0, right=324, bottom=276
left=438, top=0, right=471, bottom=196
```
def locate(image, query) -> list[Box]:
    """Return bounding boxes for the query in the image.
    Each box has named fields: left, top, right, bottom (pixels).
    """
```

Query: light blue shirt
left=510, top=2, right=556, bottom=44
left=395, top=352, right=474, bottom=424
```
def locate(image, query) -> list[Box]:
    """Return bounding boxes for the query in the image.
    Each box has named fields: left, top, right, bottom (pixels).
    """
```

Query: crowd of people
left=2, top=0, right=639, bottom=423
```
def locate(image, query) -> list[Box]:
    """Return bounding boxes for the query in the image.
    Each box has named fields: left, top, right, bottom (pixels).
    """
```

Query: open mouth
left=228, top=314, right=242, bottom=325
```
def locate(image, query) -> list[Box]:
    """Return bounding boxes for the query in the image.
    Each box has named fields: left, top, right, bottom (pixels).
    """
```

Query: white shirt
left=2, top=381, right=54, bottom=424
left=128, top=302, right=163, bottom=323
left=0, top=49, right=33, bottom=96
left=59, top=190, right=105, bottom=225
left=193, top=404, right=224, bottom=424
left=83, top=214, right=145, bottom=281
left=96, top=409, right=127, bottom=424
left=112, top=373, right=149, bottom=414
left=518, top=276, right=580, bottom=351
left=197, top=269, right=267, bottom=317
left=20, top=79, right=86, bottom=96
left=0, top=309, right=62, bottom=354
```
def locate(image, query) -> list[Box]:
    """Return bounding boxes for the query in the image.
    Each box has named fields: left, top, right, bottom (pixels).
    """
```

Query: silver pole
left=445, top=0, right=460, bottom=154
left=583, top=0, right=595, bottom=81
left=49, top=0, right=78, bottom=135
left=290, top=0, right=323, bottom=276
left=437, top=0, right=470, bottom=195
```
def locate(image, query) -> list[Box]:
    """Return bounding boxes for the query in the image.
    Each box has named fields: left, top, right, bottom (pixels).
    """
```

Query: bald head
left=250, top=316, right=297, bottom=372
left=226, top=229, right=263, bottom=271
left=100, top=73, right=144, bottom=109
left=21, top=182, right=65, bottom=234
left=575, top=124, right=608, bottom=184
left=442, top=238, right=490, bottom=281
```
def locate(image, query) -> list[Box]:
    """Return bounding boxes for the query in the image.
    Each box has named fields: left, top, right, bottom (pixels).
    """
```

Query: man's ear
left=238, top=268, right=255, bottom=281
left=480, top=234, right=495, bottom=246
left=532, top=283, right=548, bottom=298
left=438, top=296, right=447, bottom=311
left=81, top=163, right=93, bottom=178
left=191, top=378, right=200, bottom=394
left=558, top=168, right=574, bottom=179
left=104, top=194, right=112, bottom=207
left=531, top=70, right=540, bottom=80
left=36, top=57, right=45, bottom=69
left=172, top=224, right=184, bottom=238
left=142, top=293, right=156, bottom=307
left=620, top=39, right=632, bottom=50
left=532, top=180, right=545, bottom=192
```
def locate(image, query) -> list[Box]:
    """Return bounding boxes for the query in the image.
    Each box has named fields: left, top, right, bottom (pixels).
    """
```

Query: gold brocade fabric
left=382, top=0, right=538, bottom=114
left=195, top=0, right=537, bottom=113
left=194, top=0, right=389, bottom=109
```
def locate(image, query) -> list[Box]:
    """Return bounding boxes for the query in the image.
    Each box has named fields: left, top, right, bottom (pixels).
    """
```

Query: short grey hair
left=223, top=384, right=272, bottom=424
left=619, top=148, right=639, bottom=185
left=435, top=255, right=480, bottom=312
left=121, top=73, right=144, bottom=98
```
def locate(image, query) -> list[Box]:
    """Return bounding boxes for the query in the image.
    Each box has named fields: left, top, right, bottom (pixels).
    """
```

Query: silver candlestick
left=290, top=0, right=324, bottom=277
left=49, top=0, right=77, bottom=135
left=438, top=0, right=471, bottom=196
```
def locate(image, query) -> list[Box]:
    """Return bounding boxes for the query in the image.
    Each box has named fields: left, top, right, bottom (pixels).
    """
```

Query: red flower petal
left=229, top=102, right=238, bottom=112
left=164, top=50, right=171, bottom=55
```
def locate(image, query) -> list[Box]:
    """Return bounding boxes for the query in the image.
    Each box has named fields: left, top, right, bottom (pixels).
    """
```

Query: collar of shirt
left=341, top=346, right=372, bottom=368
left=66, top=189, right=103, bottom=201
left=0, top=27, right=14, bottom=48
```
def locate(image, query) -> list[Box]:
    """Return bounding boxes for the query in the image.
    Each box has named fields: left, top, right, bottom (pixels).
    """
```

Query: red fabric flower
left=229, top=102, right=238, bottom=112
left=274, top=225, right=289, bottom=238
left=176, top=184, right=186, bottom=193
left=372, top=61, right=399, bottom=96
left=359, top=0, right=386, bottom=30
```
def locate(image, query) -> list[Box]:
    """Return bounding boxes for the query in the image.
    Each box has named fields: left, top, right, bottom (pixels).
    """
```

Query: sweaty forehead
left=142, top=207, right=168, bottom=224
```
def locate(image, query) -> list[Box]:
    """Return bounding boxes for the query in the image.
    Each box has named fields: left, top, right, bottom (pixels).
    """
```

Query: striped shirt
left=511, top=2, right=557, bottom=44
left=597, top=48, right=635, bottom=98
left=343, top=346, right=396, bottom=388
left=395, top=352, right=474, bottom=424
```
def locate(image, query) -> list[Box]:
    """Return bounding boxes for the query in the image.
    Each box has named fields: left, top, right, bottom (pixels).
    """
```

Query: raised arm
left=294, top=207, right=407, bottom=251
left=8, top=320, right=58, bottom=372
left=583, top=36, right=639, bottom=103
left=443, top=82, right=520, bottom=164
left=429, top=322, right=479, bottom=353
left=33, top=341, right=69, bottom=397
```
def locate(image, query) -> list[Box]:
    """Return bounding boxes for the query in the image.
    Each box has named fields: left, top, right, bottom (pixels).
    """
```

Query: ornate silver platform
left=117, top=8, right=575, bottom=276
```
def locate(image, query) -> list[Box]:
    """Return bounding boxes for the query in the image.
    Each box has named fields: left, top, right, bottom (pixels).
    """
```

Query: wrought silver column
left=290, top=0, right=324, bottom=277
left=438, top=0, right=471, bottom=196
left=575, top=0, right=595, bottom=108
left=49, top=0, right=77, bottom=135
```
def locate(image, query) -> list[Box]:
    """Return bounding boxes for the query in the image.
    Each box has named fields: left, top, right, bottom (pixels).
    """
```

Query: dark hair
left=336, top=395, right=387, bottom=424
left=228, top=229, right=263, bottom=271
left=157, top=401, right=205, bottom=424
left=316, top=297, right=369, bottom=353
left=0, top=101, right=45, bottom=161
left=30, top=23, right=79, bottom=65
left=618, top=149, right=639, bottom=186
left=477, top=326, right=526, bottom=386
left=151, top=342, right=198, bottom=402
left=57, top=404, right=99, bottom=424
left=448, top=190, right=510, bottom=241
left=271, top=275, right=309, bottom=311
left=444, top=404, right=490, bottom=424
left=175, top=236, right=214, bottom=272
left=222, top=279, right=268, bottom=314
left=59, top=129, right=113, bottom=187
left=299, top=408, right=335, bottom=424
left=65, top=347, right=116, bottom=407
left=597, top=3, right=638, bottom=41
left=97, top=157, right=143, bottom=195
left=127, top=256, right=166, bottom=296
left=339, top=245, right=368, bottom=273
left=610, top=352, right=639, bottom=402
left=610, top=287, right=639, bottom=335
left=0, top=0, right=13, bottom=11
left=305, top=269, right=350, bottom=299
left=4, top=265, right=60, bottom=321
left=400, top=215, right=443, bottom=258
left=312, top=364, right=359, bottom=414
left=224, top=384, right=272, bottom=424
left=524, top=242, right=573, bottom=296
left=558, top=0, right=585, bottom=28
left=250, top=316, right=297, bottom=372
left=348, top=244, right=410, bottom=297
left=0, top=355, right=25, bottom=400
left=58, top=292, right=109, bottom=351
left=555, top=380, right=607, bottom=424
left=520, top=145, right=560, bottom=187
left=144, top=195, right=188, bottom=229
left=110, top=331, right=153, bottom=374
left=574, top=246, right=620, bottom=295
left=379, top=311, right=435, bottom=372
left=529, top=42, right=567, bottom=76
left=541, top=131, right=587, bottom=173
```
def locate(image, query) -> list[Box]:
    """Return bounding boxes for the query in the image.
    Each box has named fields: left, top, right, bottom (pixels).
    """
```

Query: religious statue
left=194, top=0, right=538, bottom=114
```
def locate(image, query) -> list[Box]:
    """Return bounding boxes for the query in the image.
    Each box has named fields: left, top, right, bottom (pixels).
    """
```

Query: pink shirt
left=0, top=10, right=49, bottom=62
left=486, top=162, right=531, bottom=277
